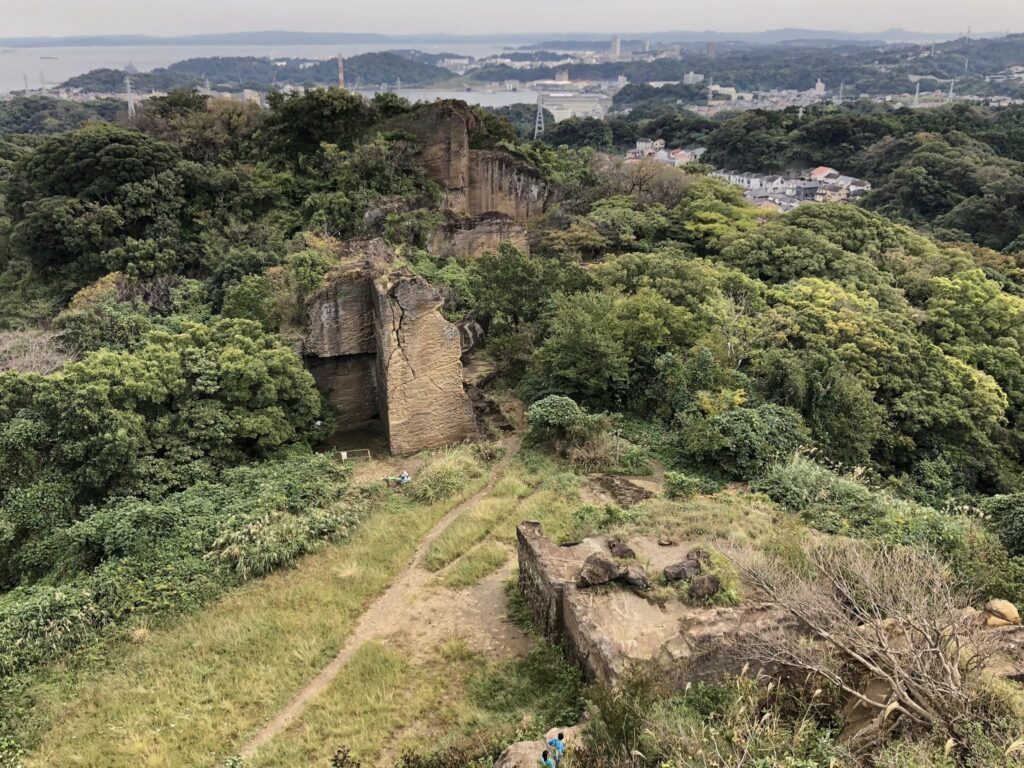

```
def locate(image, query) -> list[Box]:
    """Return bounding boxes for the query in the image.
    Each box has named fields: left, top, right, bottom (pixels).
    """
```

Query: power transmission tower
left=914, top=80, right=921, bottom=107
left=947, top=78, right=956, bottom=103
left=337, top=53, right=346, bottom=89
left=125, top=74, right=136, bottom=119
left=533, top=95, right=545, bottom=140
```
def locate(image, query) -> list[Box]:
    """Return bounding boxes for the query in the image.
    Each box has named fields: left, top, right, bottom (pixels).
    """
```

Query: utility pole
left=533, top=94, right=545, bottom=140
left=125, top=74, right=136, bottom=119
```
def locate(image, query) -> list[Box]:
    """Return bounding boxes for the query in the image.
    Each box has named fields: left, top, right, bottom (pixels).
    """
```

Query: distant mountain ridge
left=0, top=27, right=1009, bottom=48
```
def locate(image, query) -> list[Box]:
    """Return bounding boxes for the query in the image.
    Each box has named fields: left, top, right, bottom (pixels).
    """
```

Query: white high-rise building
left=610, top=35, right=621, bottom=59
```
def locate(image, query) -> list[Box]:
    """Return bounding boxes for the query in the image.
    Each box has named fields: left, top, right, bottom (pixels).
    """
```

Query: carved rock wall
left=428, top=211, right=529, bottom=262
left=304, top=272, right=376, bottom=357
left=382, top=101, right=556, bottom=221
left=372, top=269, right=478, bottom=455
left=301, top=239, right=477, bottom=454
left=467, top=151, right=556, bottom=220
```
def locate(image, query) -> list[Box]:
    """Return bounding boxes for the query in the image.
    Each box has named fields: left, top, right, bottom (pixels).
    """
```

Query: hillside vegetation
left=0, top=89, right=1023, bottom=767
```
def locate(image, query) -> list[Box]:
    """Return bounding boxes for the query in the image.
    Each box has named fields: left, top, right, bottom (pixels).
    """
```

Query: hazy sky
left=4, top=0, right=1023, bottom=38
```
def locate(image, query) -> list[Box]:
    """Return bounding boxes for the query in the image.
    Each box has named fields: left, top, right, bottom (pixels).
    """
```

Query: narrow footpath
left=238, top=437, right=521, bottom=760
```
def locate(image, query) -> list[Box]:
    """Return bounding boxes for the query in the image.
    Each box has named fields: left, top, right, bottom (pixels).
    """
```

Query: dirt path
left=238, top=437, right=520, bottom=760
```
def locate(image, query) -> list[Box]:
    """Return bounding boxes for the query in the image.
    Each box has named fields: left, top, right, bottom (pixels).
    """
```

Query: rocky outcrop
left=382, top=101, right=557, bottom=221
left=517, top=522, right=793, bottom=686
left=428, top=211, right=529, bottom=262
left=372, top=269, right=478, bottom=455
left=300, top=239, right=477, bottom=454
left=468, top=151, right=555, bottom=220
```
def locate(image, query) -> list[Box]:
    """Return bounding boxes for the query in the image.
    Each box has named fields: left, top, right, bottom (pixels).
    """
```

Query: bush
left=755, top=456, right=1024, bottom=600
left=0, top=452, right=355, bottom=676
left=683, top=403, right=810, bottom=479
left=664, top=471, right=702, bottom=500
left=406, top=448, right=485, bottom=504
left=526, top=395, right=617, bottom=469
left=979, top=492, right=1024, bottom=557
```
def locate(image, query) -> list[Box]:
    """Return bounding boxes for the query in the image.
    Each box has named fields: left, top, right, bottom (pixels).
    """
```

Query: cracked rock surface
left=373, top=268, right=478, bottom=455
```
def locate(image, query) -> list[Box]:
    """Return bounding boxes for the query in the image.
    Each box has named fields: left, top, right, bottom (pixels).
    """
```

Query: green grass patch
left=441, top=542, right=510, bottom=589
left=407, top=447, right=486, bottom=504
left=424, top=497, right=516, bottom=572
left=248, top=638, right=584, bottom=767
left=13, top=473, right=489, bottom=768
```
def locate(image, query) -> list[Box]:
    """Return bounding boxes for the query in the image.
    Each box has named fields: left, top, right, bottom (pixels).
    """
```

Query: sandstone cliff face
left=467, top=151, right=554, bottom=220
left=428, top=211, right=529, bottom=262
left=300, top=239, right=477, bottom=454
left=516, top=522, right=793, bottom=686
left=372, top=269, right=478, bottom=455
left=304, top=272, right=376, bottom=357
left=383, top=101, right=556, bottom=221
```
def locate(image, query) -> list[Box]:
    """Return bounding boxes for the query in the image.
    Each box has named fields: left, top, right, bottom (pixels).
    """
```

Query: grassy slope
left=18, top=445, right=794, bottom=768
left=19, top=473, right=490, bottom=768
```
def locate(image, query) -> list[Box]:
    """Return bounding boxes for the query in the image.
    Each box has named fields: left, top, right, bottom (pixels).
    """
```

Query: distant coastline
left=0, top=27, right=993, bottom=49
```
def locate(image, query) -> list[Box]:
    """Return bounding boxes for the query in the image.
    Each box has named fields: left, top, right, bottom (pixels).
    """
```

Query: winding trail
left=238, top=437, right=520, bottom=760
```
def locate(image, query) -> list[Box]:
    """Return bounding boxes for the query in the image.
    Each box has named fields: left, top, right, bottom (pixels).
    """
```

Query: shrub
left=755, top=456, right=1024, bottom=601
left=526, top=395, right=617, bottom=469
left=979, top=492, right=1024, bottom=557
left=683, top=403, right=810, bottom=479
left=664, top=471, right=702, bottom=500
left=406, top=448, right=485, bottom=504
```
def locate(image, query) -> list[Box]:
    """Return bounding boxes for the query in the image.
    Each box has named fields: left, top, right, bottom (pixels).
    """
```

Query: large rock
left=300, top=239, right=477, bottom=455
left=577, top=552, right=625, bottom=587
left=493, top=726, right=582, bottom=768
left=623, top=564, right=652, bottom=591
left=372, top=269, right=478, bottom=455
left=665, top=558, right=703, bottom=583
left=985, top=599, right=1021, bottom=627
left=688, top=574, right=722, bottom=602
left=596, top=475, right=654, bottom=507
left=608, top=538, right=636, bottom=560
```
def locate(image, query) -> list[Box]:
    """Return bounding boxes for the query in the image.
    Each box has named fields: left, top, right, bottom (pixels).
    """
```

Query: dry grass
left=19, top=474, right=489, bottom=768
left=0, top=329, right=74, bottom=373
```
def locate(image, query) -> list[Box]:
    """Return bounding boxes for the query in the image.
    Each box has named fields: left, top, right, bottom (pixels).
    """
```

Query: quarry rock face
left=300, top=239, right=477, bottom=454
left=517, top=521, right=794, bottom=686
left=428, top=211, right=530, bottom=262
left=384, top=101, right=557, bottom=221
left=372, top=269, right=478, bottom=455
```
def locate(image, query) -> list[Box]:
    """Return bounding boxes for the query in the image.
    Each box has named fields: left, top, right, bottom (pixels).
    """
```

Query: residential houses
left=711, top=165, right=872, bottom=211
left=625, top=139, right=706, bottom=166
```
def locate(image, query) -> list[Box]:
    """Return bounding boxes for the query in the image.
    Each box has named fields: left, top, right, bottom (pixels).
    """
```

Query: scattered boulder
left=689, top=573, right=722, bottom=602
left=685, top=547, right=711, bottom=564
left=608, top=538, right=636, bottom=560
left=596, top=474, right=654, bottom=507
left=986, top=599, right=1021, bottom=627
left=578, top=552, right=626, bottom=587
left=624, top=564, right=652, bottom=591
left=657, top=535, right=675, bottom=547
left=664, top=547, right=711, bottom=583
left=665, top=558, right=703, bottom=583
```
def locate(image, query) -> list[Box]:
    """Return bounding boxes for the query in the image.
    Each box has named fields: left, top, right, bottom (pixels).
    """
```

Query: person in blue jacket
left=547, top=733, right=566, bottom=765
left=539, top=748, right=556, bottom=768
